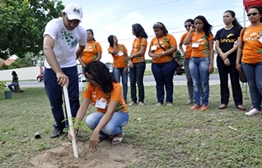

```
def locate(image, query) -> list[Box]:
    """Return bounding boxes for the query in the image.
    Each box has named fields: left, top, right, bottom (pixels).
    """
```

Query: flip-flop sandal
left=112, top=136, right=123, bottom=145
left=98, top=136, right=108, bottom=143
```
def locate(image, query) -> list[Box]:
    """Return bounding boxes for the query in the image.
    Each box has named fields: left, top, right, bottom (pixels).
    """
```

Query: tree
left=174, top=50, right=184, bottom=62
left=0, top=0, right=64, bottom=59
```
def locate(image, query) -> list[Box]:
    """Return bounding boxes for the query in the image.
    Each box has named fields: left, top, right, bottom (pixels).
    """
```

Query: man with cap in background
left=43, top=3, right=87, bottom=138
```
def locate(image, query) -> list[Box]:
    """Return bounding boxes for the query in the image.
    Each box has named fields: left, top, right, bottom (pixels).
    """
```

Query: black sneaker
left=50, top=130, right=64, bottom=138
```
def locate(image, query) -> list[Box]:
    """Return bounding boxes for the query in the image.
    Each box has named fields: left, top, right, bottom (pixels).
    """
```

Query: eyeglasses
left=247, top=12, right=259, bottom=17
left=153, top=22, right=163, bottom=27
left=184, top=24, right=192, bottom=28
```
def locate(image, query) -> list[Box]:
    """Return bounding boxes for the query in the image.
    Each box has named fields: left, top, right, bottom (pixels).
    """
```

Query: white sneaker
left=245, top=108, right=261, bottom=116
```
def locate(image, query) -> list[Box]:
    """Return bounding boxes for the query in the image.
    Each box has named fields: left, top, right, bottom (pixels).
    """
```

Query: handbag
left=239, top=28, right=247, bottom=83
left=157, top=38, right=182, bottom=71
left=239, top=68, right=247, bottom=83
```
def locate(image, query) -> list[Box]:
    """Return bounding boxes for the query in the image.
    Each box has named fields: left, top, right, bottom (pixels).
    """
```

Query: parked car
left=37, top=72, right=44, bottom=82
left=37, top=71, right=84, bottom=82
left=105, top=62, right=113, bottom=75
left=175, top=62, right=185, bottom=76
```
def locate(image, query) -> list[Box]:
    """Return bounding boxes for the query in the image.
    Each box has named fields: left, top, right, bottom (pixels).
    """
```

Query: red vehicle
left=37, top=72, right=44, bottom=82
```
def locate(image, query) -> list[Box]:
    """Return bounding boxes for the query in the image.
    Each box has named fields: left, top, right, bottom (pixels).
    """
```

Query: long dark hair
left=108, top=35, right=114, bottom=47
left=132, top=23, right=148, bottom=38
left=86, top=29, right=96, bottom=41
left=194, top=15, right=213, bottom=37
left=249, top=6, right=262, bottom=22
left=12, top=71, right=17, bottom=76
left=153, top=22, right=168, bottom=35
left=224, top=10, right=243, bottom=28
left=85, top=60, right=118, bottom=93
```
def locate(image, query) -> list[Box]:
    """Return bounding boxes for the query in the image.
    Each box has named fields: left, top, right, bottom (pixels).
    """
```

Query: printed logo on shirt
left=227, top=33, right=234, bottom=38
left=61, top=28, right=77, bottom=48
left=244, top=32, right=260, bottom=41
left=92, top=91, right=96, bottom=98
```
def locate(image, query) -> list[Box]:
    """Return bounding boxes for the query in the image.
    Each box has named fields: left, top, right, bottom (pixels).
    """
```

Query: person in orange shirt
left=236, top=6, right=262, bottom=115
left=108, top=35, right=128, bottom=102
left=179, top=19, right=194, bottom=104
left=184, top=15, right=214, bottom=111
left=68, top=60, right=129, bottom=149
left=78, top=29, right=102, bottom=77
left=128, top=23, right=148, bottom=106
left=215, top=10, right=245, bottom=111
left=148, top=22, right=177, bottom=106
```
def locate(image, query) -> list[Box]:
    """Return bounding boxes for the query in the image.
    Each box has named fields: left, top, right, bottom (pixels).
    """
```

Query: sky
left=61, top=0, right=247, bottom=63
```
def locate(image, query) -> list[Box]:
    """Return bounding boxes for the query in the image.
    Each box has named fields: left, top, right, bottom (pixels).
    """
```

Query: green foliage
left=0, top=0, right=64, bottom=59
left=174, top=50, right=184, bottom=62
left=0, top=81, right=7, bottom=91
left=145, top=59, right=152, bottom=63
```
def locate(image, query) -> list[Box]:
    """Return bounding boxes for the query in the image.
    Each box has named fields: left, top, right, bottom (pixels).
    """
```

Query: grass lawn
left=0, top=85, right=262, bottom=167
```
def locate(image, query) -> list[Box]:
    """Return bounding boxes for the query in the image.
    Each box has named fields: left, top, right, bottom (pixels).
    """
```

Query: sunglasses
left=184, top=24, right=192, bottom=28
left=247, top=12, right=259, bottom=17
left=153, top=22, right=163, bottom=27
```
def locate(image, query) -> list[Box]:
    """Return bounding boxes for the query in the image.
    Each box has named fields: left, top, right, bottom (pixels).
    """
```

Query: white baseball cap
left=63, top=3, right=83, bottom=22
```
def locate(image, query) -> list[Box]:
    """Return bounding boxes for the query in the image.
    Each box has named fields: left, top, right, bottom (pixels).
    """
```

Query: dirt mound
left=30, top=140, right=140, bottom=168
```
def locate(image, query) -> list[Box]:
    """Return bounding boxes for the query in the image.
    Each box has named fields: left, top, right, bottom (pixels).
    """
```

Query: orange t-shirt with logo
left=238, top=24, right=262, bottom=64
left=81, top=41, right=102, bottom=64
left=108, top=44, right=127, bottom=68
left=180, top=32, right=192, bottom=59
left=131, top=37, right=148, bottom=63
left=190, top=32, right=214, bottom=57
left=82, top=82, right=128, bottom=113
left=149, top=34, right=177, bottom=63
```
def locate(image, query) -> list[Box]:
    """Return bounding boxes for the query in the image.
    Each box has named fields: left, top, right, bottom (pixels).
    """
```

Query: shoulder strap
left=242, top=28, right=246, bottom=42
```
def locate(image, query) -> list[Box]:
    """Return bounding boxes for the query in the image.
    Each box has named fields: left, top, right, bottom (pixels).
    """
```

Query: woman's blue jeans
left=129, top=62, right=146, bottom=103
left=189, top=57, right=210, bottom=106
left=151, top=60, right=176, bottom=103
left=85, top=112, right=129, bottom=138
left=113, top=67, right=128, bottom=101
left=242, top=62, right=262, bottom=111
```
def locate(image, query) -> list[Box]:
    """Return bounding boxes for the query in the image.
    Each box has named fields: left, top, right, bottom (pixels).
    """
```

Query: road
left=18, top=74, right=220, bottom=88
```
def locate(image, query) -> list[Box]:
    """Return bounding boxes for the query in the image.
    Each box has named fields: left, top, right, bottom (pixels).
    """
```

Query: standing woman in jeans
left=128, top=23, right=148, bottom=106
left=148, top=22, right=177, bottom=106
left=184, top=15, right=214, bottom=111
left=108, top=35, right=128, bottom=102
left=78, top=29, right=102, bottom=77
left=236, top=6, right=262, bottom=115
left=215, top=10, right=246, bottom=111
left=179, top=19, right=194, bottom=104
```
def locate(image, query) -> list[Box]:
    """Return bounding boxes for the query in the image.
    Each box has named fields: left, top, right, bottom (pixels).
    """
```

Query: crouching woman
left=69, top=60, right=129, bottom=149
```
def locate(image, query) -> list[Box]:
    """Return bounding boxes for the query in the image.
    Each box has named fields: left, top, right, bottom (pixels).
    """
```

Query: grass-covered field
left=0, top=85, right=261, bottom=167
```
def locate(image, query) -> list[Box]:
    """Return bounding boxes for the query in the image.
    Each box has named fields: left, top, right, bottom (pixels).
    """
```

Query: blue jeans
left=113, top=67, right=128, bottom=101
left=8, top=82, right=18, bottom=92
left=44, top=66, right=79, bottom=132
left=129, top=62, right=146, bottom=103
left=189, top=57, right=210, bottom=106
left=152, top=61, right=176, bottom=103
left=85, top=112, right=129, bottom=138
left=242, top=62, right=262, bottom=111
left=184, top=58, right=193, bottom=101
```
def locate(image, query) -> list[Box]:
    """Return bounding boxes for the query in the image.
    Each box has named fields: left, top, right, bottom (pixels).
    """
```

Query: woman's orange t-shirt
left=238, top=24, right=262, bottom=64
left=81, top=41, right=102, bottom=64
left=108, top=44, right=127, bottom=68
left=149, top=34, right=177, bottom=63
left=82, top=82, right=128, bottom=113
left=131, top=37, right=148, bottom=63
left=180, top=32, right=192, bottom=59
left=190, top=32, right=214, bottom=58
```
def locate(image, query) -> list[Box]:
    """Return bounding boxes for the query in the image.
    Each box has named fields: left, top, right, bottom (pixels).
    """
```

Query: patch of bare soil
left=30, top=140, right=140, bottom=168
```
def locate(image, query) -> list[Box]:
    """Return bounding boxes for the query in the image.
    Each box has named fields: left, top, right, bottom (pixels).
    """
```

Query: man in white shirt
left=43, top=3, right=87, bottom=138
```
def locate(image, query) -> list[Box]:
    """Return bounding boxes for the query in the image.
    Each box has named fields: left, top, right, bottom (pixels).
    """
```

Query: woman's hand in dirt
left=89, top=131, right=99, bottom=149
